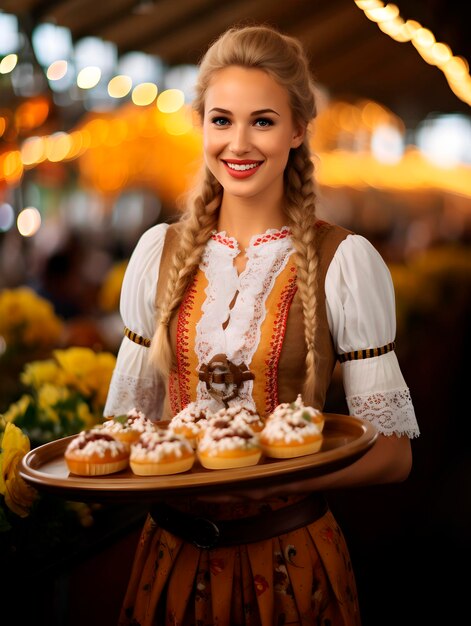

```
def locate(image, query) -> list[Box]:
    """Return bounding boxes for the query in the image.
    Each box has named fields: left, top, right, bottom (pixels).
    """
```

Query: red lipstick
left=223, top=159, right=263, bottom=179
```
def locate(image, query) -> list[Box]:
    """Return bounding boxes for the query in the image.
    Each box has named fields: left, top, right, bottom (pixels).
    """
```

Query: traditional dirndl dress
left=120, top=222, right=366, bottom=626
left=108, top=221, right=418, bottom=625
left=119, top=497, right=360, bottom=626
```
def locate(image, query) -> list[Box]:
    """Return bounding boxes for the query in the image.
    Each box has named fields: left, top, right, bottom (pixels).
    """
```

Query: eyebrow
left=208, top=107, right=280, bottom=116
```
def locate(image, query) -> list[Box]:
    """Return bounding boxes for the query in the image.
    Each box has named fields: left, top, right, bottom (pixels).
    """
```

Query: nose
left=229, top=124, right=251, bottom=155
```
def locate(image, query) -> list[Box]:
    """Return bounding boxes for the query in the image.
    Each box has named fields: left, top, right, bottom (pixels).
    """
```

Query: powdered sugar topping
left=101, top=408, right=156, bottom=434
left=169, top=401, right=214, bottom=436
left=262, top=395, right=324, bottom=443
left=131, top=431, right=194, bottom=462
left=198, top=416, right=260, bottom=455
left=66, top=431, right=128, bottom=458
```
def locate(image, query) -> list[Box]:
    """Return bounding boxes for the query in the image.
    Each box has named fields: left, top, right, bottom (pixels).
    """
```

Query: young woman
left=105, top=24, right=420, bottom=626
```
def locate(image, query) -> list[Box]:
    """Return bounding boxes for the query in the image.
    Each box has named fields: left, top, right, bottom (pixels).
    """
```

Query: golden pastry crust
left=130, top=431, right=195, bottom=476
left=260, top=395, right=324, bottom=459
left=197, top=416, right=262, bottom=469
left=65, top=431, right=129, bottom=476
left=169, top=402, right=213, bottom=448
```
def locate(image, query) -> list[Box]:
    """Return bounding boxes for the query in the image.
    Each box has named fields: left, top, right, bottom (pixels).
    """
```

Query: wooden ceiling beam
left=141, top=0, right=288, bottom=63
left=96, top=0, right=217, bottom=54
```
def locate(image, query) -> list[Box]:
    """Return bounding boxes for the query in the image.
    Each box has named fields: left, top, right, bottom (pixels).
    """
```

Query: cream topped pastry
left=197, top=416, right=262, bottom=469
left=269, top=394, right=325, bottom=431
left=130, top=430, right=195, bottom=475
left=169, top=401, right=214, bottom=448
left=212, top=405, right=265, bottom=433
left=100, top=407, right=156, bottom=444
left=260, top=396, right=324, bottom=458
left=64, top=430, right=130, bottom=476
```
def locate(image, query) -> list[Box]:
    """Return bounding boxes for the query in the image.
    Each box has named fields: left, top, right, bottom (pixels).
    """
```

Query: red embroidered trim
left=211, top=227, right=291, bottom=248
left=210, top=233, right=236, bottom=248
left=264, top=266, right=298, bottom=414
left=173, top=279, right=197, bottom=411
left=168, top=369, right=179, bottom=415
left=252, top=227, right=291, bottom=246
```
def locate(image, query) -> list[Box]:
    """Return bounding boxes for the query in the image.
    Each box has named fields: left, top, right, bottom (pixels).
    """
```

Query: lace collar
left=210, top=226, right=291, bottom=253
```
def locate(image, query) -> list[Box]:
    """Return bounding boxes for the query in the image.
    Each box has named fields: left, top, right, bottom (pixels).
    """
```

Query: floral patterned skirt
left=118, top=502, right=361, bottom=626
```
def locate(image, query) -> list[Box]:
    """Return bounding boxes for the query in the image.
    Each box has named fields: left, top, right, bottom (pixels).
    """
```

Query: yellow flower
left=37, top=384, right=71, bottom=416
left=88, top=352, right=117, bottom=407
left=76, top=401, right=96, bottom=428
left=0, top=287, right=63, bottom=350
left=53, top=347, right=98, bottom=395
left=1, top=395, right=32, bottom=424
left=53, top=347, right=116, bottom=402
left=98, top=260, right=128, bottom=312
left=20, top=359, right=61, bottom=390
left=0, top=423, right=37, bottom=517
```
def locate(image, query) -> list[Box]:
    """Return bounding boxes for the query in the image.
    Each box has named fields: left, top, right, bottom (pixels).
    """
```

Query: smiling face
left=202, top=66, right=305, bottom=206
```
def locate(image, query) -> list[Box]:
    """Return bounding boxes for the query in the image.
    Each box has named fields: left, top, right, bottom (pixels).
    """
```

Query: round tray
left=20, top=413, right=377, bottom=503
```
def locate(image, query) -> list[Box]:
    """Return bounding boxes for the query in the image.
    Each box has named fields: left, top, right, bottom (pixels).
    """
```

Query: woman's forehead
left=204, top=66, right=291, bottom=112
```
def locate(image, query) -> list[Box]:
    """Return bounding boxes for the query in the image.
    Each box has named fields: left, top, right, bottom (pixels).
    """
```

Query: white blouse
left=104, top=223, right=419, bottom=438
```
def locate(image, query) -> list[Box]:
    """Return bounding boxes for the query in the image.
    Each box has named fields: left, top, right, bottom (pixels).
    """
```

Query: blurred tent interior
left=0, top=2, right=470, bottom=626
left=1, top=0, right=471, bottom=122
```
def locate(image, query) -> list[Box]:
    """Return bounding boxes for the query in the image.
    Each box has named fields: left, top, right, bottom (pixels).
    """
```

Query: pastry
left=197, top=416, right=262, bottom=469
left=130, top=430, right=196, bottom=476
left=99, top=407, right=156, bottom=444
left=65, top=430, right=130, bottom=476
left=212, top=405, right=265, bottom=433
left=270, top=394, right=325, bottom=431
left=169, top=401, right=213, bottom=448
left=260, top=396, right=324, bottom=458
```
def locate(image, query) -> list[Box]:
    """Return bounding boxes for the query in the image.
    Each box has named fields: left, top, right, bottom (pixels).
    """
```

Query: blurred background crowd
left=0, top=1, right=470, bottom=625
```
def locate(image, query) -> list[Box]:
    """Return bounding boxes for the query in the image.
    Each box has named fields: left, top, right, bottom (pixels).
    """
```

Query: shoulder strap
left=155, top=221, right=185, bottom=310
left=315, top=220, right=353, bottom=291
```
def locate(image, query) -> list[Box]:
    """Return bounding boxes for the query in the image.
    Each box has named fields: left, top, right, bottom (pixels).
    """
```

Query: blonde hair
left=151, top=24, right=320, bottom=403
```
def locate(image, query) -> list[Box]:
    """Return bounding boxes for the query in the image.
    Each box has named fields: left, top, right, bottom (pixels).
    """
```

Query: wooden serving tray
left=20, top=414, right=377, bottom=503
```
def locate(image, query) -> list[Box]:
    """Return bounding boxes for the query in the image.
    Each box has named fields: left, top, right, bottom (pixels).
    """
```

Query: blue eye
left=254, top=118, right=274, bottom=127
left=211, top=117, right=230, bottom=126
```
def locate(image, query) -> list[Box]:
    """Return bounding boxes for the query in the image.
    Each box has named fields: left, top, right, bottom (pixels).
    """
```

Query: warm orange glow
left=2, top=150, right=23, bottom=183
left=46, top=132, right=72, bottom=162
left=15, top=98, right=50, bottom=132
left=83, top=118, right=110, bottom=147
left=20, top=136, right=47, bottom=166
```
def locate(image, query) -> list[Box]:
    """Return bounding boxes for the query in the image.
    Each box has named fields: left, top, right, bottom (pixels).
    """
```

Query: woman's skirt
left=118, top=502, right=361, bottom=626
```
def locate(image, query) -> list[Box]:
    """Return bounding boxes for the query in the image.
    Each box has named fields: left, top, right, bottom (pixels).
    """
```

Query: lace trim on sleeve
left=104, top=370, right=165, bottom=423
left=346, top=387, right=420, bottom=438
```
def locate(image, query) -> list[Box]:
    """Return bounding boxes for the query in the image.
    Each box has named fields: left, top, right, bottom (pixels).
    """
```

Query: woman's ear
left=291, top=124, right=306, bottom=149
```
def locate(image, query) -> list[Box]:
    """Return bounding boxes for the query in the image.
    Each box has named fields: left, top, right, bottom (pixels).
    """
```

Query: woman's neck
left=217, top=196, right=287, bottom=251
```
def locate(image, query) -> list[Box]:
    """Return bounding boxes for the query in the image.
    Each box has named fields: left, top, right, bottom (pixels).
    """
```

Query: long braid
left=284, top=142, right=319, bottom=404
left=150, top=168, right=221, bottom=376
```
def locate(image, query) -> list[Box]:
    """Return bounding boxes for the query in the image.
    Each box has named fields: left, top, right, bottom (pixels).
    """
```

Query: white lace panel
left=104, top=370, right=165, bottom=422
left=346, top=387, right=420, bottom=438
left=195, top=228, right=294, bottom=409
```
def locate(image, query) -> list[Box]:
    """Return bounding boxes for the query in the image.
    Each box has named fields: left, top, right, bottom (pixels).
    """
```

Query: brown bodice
left=156, top=221, right=351, bottom=418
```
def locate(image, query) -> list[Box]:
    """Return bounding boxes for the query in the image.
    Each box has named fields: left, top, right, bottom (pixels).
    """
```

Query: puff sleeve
left=103, top=223, right=169, bottom=421
left=325, top=234, right=420, bottom=438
